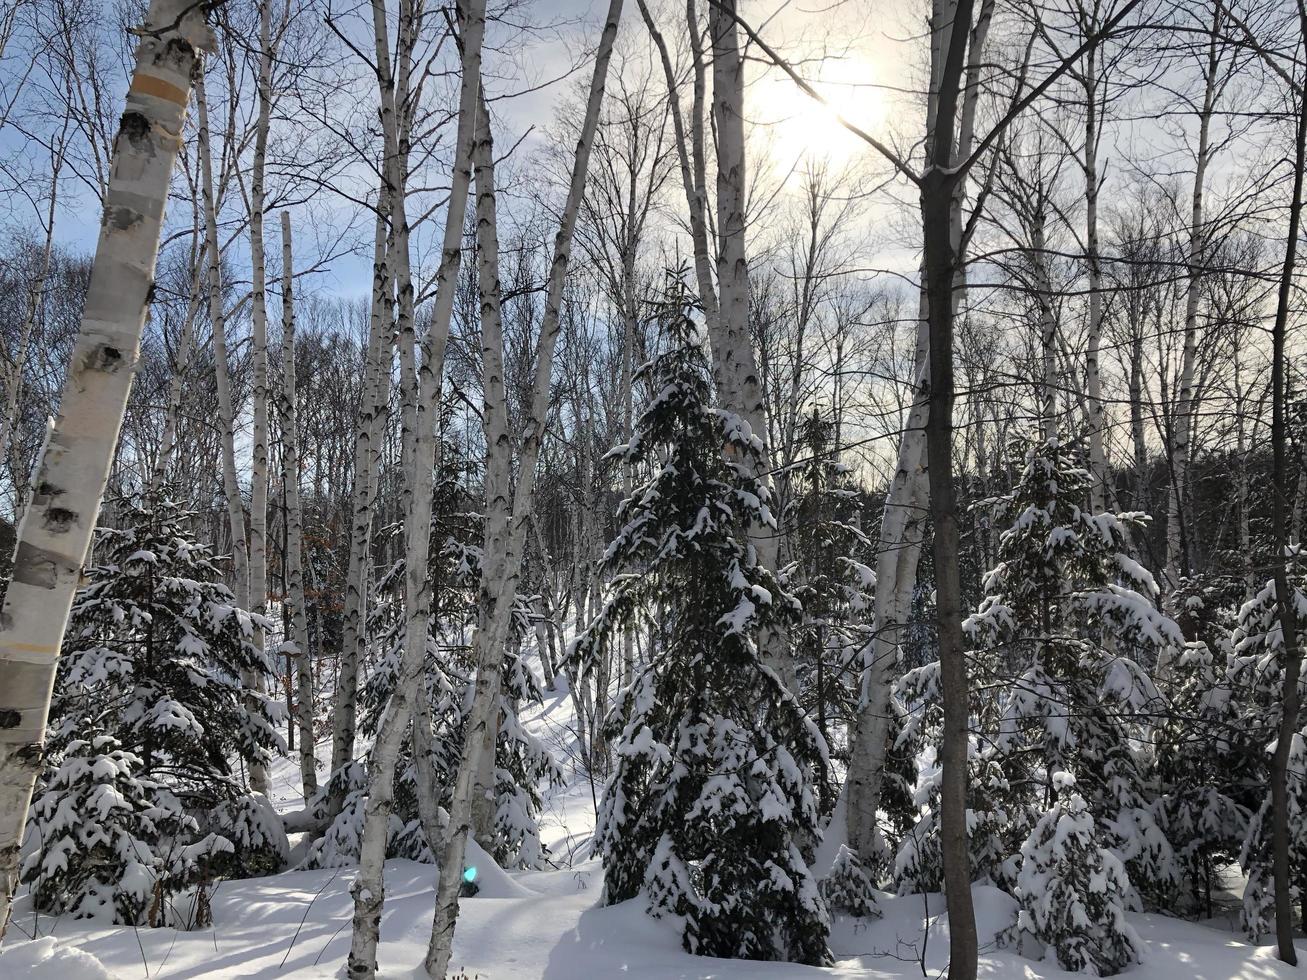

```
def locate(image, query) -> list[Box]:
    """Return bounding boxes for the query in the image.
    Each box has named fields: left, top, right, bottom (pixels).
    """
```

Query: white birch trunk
left=632, top=0, right=721, bottom=354
left=426, top=4, right=623, bottom=973
left=149, top=256, right=202, bottom=492
left=197, top=74, right=251, bottom=616
left=0, top=157, right=62, bottom=473
left=467, top=96, right=513, bottom=844
left=1166, top=10, right=1219, bottom=589
left=1033, top=218, right=1058, bottom=443
left=1082, top=39, right=1107, bottom=510
left=708, top=0, right=796, bottom=690
left=345, top=0, right=484, bottom=973
left=326, top=202, right=392, bottom=806
left=0, top=0, right=211, bottom=933
left=245, top=0, right=275, bottom=797
left=279, top=211, right=316, bottom=800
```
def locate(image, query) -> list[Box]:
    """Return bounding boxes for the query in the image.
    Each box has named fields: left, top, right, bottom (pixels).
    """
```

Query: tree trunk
left=197, top=73, right=252, bottom=622
left=426, top=4, right=623, bottom=973
left=1267, top=63, right=1307, bottom=971
left=0, top=0, right=211, bottom=935
left=466, top=93, right=514, bottom=847
left=279, top=211, right=316, bottom=801
left=920, top=0, right=980, bottom=975
left=149, top=251, right=202, bottom=492
left=0, top=149, right=63, bottom=473
left=708, top=0, right=796, bottom=690
left=326, top=201, right=393, bottom=814
left=1166, top=5, right=1220, bottom=589
left=244, top=0, right=275, bottom=797
left=845, top=0, right=993, bottom=866
left=345, top=1, right=484, bottom=974
left=1082, top=36, right=1107, bottom=510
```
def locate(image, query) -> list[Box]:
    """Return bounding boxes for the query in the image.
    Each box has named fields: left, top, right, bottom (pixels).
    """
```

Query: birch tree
left=196, top=71, right=251, bottom=634
left=1163, top=1, right=1227, bottom=589
left=427, top=2, right=624, bottom=973
left=345, top=0, right=485, bottom=972
left=0, top=0, right=212, bottom=935
left=279, top=211, right=316, bottom=800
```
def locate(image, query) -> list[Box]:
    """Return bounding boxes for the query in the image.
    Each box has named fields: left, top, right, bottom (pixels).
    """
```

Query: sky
left=0, top=0, right=922, bottom=306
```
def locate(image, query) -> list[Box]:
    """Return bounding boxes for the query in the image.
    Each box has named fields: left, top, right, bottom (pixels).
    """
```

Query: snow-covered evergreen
left=20, top=731, right=232, bottom=927
left=1015, top=779, right=1142, bottom=976
left=897, top=436, right=1183, bottom=908
left=577, top=278, right=832, bottom=965
left=785, top=408, right=874, bottom=773
left=819, top=843, right=880, bottom=918
left=1229, top=560, right=1307, bottom=940
left=49, top=491, right=284, bottom=800
left=24, top=491, right=286, bottom=918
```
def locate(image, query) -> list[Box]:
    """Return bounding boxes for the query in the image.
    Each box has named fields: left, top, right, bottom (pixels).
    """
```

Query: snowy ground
left=2, top=681, right=1304, bottom=979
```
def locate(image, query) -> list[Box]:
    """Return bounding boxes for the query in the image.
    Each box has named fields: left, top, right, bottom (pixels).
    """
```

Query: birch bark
left=426, top=4, right=623, bottom=973
left=196, top=73, right=251, bottom=618
left=326, top=201, right=393, bottom=809
left=345, top=0, right=485, bottom=973
left=245, top=0, right=276, bottom=797
left=0, top=0, right=211, bottom=934
left=149, top=239, right=202, bottom=492
left=0, top=140, right=64, bottom=473
left=709, top=0, right=796, bottom=690
left=1081, top=33, right=1107, bottom=509
left=1166, top=2, right=1221, bottom=589
left=278, top=211, right=316, bottom=800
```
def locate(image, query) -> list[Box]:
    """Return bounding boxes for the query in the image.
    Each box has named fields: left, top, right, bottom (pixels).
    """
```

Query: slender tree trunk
left=708, top=0, right=796, bottom=690
left=846, top=0, right=992, bottom=865
left=1082, top=39, right=1107, bottom=509
left=920, top=0, right=979, bottom=974
left=1267, top=66, right=1307, bottom=971
left=327, top=202, right=393, bottom=813
left=922, top=168, right=979, bottom=980
left=1166, top=5, right=1220, bottom=589
left=846, top=307, right=929, bottom=862
left=279, top=211, right=316, bottom=800
left=149, top=252, right=202, bottom=492
left=197, top=74, right=252, bottom=620
left=468, top=93, right=516, bottom=849
left=0, top=0, right=211, bottom=935
left=426, top=4, right=623, bottom=973
left=1033, top=218, right=1058, bottom=443
left=245, top=0, right=276, bottom=797
left=346, top=1, right=484, bottom=974
left=0, top=154, right=63, bottom=472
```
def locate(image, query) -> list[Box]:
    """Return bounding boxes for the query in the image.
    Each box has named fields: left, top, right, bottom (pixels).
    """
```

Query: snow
left=0, top=936, right=120, bottom=980
left=4, top=673, right=1307, bottom=980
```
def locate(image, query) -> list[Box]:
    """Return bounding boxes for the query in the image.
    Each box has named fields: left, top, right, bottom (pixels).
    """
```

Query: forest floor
left=2, top=679, right=1304, bottom=980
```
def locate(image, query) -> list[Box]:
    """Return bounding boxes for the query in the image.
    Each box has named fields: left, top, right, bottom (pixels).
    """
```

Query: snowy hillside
left=1, top=679, right=1301, bottom=980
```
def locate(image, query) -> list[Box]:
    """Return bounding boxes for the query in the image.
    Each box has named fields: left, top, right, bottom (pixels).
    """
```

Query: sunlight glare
left=759, top=55, right=887, bottom=173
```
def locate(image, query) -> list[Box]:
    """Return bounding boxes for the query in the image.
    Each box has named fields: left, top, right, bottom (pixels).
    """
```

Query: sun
left=757, top=54, right=887, bottom=173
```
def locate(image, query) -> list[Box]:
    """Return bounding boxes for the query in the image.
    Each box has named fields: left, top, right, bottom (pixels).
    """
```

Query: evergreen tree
left=1015, top=778, right=1141, bottom=976
left=785, top=408, right=874, bottom=771
left=20, top=731, right=231, bottom=926
left=30, top=490, right=286, bottom=906
left=50, top=491, right=283, bottom=798
left=896, top=435, right=1183, bottom=907
left=819, top=844, right=880, bottom=918
left=1154, top=580, right=1254, bottom=917
left=1230, top=561, right=1307, bottom=939
left=577, top=277, right=832, bottom=966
